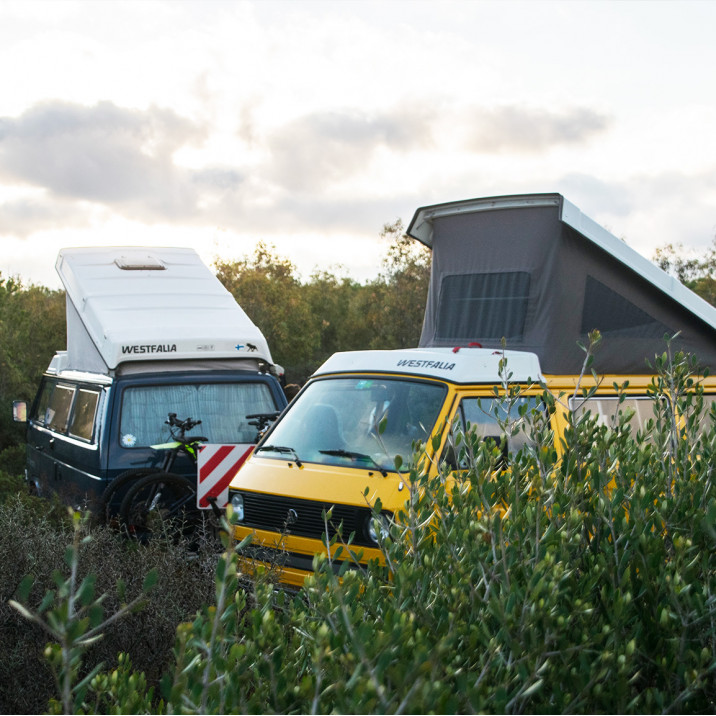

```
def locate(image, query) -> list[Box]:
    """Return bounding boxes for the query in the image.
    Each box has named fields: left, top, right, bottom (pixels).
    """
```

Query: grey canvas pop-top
left=408, top=194, right=716, bottom=375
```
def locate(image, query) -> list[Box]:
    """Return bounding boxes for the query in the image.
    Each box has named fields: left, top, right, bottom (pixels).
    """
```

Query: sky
left=1, top=0, right=715, bottom=289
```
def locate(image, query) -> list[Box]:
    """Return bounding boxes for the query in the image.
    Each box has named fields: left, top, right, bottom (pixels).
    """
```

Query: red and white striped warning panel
left=197, top=443, right=254, bottom=509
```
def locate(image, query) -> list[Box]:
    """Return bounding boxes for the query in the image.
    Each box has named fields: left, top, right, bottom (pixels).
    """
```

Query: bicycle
left=98, top=413, right=207, bottom=530
left=117, top=411, right=281, bottom=541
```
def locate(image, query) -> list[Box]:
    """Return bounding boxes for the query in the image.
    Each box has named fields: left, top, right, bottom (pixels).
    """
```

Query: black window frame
left=32, top=378, right=101, bottom=444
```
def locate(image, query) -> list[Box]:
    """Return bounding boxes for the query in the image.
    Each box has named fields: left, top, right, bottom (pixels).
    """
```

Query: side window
left=572, top=394, right=716, bottom=440
left=699, top=395, right=716, bottom=436
left=32, top=380, right=55, bottom=426
left=445, top=395, right=541, bottom=469
left=569, top=395, right=655, bottom=434
left=46, top=384, right=76, bottom=433
left=68, top=389, right=100, bottom=441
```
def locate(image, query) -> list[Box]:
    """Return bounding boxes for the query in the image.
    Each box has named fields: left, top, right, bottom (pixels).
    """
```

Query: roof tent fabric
left=408, top=194, right=716, bottom=375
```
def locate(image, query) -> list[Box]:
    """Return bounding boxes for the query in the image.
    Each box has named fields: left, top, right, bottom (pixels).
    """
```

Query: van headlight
left=230, top=492, right=245, bottom=522
left=367, top=513, right=391, bottom=544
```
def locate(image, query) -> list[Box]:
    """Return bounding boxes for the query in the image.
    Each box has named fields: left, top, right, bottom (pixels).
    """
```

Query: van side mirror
left=12, top=400, right=27, bottom=423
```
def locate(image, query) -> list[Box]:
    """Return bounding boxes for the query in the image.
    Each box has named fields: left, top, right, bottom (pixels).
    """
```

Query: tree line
left=1, top=228, right=714, bottom=461
left=0, top=222, right=429, bottom=459
left=213, top=221, right=430, bottom=382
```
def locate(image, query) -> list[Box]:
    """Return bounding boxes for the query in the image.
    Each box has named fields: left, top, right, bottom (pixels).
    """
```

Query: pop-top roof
left=314, top=347, right=543, bottom=385
left=56, top=246, right=273, bottom=373
left=407, top=193, right=716, bottom=374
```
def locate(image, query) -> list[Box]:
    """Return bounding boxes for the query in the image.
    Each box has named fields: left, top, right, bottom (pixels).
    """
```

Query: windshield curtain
left=120, top=382, right=277, bottom=447
left=261, top=377, right=447, bottom=471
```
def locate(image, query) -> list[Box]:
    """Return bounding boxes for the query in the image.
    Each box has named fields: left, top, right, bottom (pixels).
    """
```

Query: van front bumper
left=232, top=525, right=384, bottom=587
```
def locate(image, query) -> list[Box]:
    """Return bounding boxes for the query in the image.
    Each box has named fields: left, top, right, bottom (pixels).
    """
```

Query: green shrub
left=0, top=502, right=218, bottom=714
left=0, top=443, right=27, bottom=478
left=139, top=347, right=714, bottom=713
left=8, top=347, right=716, bottom=713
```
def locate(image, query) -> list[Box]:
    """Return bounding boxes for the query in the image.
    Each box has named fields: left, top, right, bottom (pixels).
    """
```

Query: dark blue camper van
left=14, top=247, right=287, bottom=511
left=23, top=361, right=286, bottom=506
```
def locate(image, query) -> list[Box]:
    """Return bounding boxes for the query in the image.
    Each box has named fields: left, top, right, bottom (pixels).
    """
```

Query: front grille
left=240, top=491, right=389, bottom=548
left=242, top=543, right=363, bottom=576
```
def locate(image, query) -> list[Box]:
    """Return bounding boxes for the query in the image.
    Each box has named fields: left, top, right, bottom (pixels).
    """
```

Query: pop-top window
left=120, top=382, right=277, bottom=448
left=581, top=276, right=670, bottom=338
left=436, top=272, right=530, bottom=341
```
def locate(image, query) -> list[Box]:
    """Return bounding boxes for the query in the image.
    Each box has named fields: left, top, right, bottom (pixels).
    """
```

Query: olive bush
left=155, top=348, right=715, bottom=713
left=8, top=347, right=716, bottom=713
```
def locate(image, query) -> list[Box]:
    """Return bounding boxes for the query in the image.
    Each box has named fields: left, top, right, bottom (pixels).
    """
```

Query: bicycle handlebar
left=165, top=413, right=202, bottom=435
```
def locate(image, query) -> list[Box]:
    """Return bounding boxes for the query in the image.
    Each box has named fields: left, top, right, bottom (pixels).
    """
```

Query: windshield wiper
left=319, top=449, right=388, bottom=477
left=256, top=444, right=302, bottom=467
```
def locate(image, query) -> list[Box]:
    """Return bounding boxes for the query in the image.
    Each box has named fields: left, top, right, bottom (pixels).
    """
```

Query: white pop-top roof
left=57, top=246, right=273, bottom=372
left=313, top=347, right=543, bottom=385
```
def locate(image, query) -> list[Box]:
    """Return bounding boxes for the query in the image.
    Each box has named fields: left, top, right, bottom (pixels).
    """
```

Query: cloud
left=264, top=106, right=435, bottom=191
left=558, top=173, right=634, bottom=218
left=0, top=100, right=207, bottom=218
left=207, top=186, right=414, bottom=237
left=0, top=196, right=92, bottom=237
left=555, top=168, right=716, bottom=258
left=0, top=98, right=614, bottom=242
left=464, top=105, right=610, bottom=153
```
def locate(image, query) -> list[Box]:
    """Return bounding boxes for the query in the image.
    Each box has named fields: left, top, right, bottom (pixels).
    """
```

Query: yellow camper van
left=227, top=346, right=716, bottom=587
left=228, top=194, right=716, bottom=587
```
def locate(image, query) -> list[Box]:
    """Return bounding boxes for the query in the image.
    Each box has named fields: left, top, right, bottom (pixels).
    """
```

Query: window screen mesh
left=436, top=272, right=530, bottom=340
left=581, top=276, right=670, bottom=338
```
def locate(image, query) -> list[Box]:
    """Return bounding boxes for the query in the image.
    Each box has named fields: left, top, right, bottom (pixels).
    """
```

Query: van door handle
left=49, top=438, right=55, bottom=450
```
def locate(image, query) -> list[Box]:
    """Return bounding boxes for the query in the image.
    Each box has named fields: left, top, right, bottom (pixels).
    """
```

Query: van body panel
left=26, top=375, right=108, bottom=501
left=233, top=457, right=406, bottom=513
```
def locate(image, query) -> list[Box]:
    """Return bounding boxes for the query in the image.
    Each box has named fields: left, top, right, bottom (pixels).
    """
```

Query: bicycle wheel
left=119, top=472, right=199, bottom=541
left=98, top=467, right=162, bottom=526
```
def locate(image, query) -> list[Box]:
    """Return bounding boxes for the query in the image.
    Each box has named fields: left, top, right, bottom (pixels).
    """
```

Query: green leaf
left=116, top=578, right=127, bottom=602
left=142, top=569, right=158, bottom=593
left=16, top=573, right=34, bottom=603
left=39, top=589, right=56, bottom=614
left=76, top=574, right=97, bottom=607
left=236, top=533, right=254, bottom=551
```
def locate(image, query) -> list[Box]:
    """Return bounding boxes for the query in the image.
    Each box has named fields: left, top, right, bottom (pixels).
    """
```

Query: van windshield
left=120, top=382, right=277, bottom=447
left=258, top=377, right=446, bottom=471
